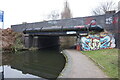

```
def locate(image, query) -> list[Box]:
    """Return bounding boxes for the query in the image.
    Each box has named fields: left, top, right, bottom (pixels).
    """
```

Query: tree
left=92, top=1, right=117, bottom=15
left=47, top=10, right=60, bottom=20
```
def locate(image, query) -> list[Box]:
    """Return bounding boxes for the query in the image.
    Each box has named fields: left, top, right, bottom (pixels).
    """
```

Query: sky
left=0, top=0, right=119, bottom=29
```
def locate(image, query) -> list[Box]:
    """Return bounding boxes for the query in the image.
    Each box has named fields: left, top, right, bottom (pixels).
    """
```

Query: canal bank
left=58, top=49, right=108, bottom=78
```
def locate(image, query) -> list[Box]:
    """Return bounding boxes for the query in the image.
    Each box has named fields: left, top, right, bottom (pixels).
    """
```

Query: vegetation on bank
left=1, top=28, right=25, bottom=52
left=11, top=33, right=25, bottom=52
left=81, top=49, right=119, bottom=78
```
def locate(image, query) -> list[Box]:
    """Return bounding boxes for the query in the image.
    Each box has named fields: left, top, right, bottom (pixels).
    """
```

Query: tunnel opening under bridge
left=24, top=35, right=83, bottom=50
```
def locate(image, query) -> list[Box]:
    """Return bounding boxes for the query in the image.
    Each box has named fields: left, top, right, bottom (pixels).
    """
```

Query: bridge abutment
left=24, top=34, right=34, bottom=48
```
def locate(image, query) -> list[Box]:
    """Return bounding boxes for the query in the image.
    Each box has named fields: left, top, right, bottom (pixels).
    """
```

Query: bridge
left=11, top=11, right=120, bottom=49
left=12, top=11, right=118, bottom=49
left=22, top=24, right=104, bottom=49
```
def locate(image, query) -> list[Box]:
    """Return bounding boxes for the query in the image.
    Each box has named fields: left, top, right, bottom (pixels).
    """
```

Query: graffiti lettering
left=88, top=39, right=101, bottom=50
left=81, top=34, right=115, bottom=51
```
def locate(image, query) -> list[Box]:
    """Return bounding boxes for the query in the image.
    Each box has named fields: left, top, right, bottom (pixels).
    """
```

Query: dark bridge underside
left=24, top=35, right=60, bottom=49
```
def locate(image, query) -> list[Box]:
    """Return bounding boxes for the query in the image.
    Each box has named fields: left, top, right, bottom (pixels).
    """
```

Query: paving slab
left=58, top=49, right=108, bottom=78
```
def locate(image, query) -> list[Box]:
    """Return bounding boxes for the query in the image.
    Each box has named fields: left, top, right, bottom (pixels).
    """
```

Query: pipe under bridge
left=23, top=25, right=104, bottom=49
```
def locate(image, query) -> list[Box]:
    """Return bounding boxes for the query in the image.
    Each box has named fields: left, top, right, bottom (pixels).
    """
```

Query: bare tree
left=47, top=10, right=60, bottom=20
left=92, top=1, right=117, bottom=15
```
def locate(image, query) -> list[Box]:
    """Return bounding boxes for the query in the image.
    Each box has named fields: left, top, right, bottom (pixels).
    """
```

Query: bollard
left=76, top=44, right=80, bottom=51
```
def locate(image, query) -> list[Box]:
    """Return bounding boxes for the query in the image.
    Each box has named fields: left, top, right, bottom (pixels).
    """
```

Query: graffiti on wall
left=106, top=17, right=119, bottom=24
left=81, top=34, right=115, bottom=51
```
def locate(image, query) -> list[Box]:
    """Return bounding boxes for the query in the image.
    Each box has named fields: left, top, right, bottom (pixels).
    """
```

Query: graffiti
left=113, top=17, right=119, bottom=24
left=106, top=17, right=113, bottom=24
left=81, top=34, right=115, bottom=51
left=106, top=17, right=119, bottom=24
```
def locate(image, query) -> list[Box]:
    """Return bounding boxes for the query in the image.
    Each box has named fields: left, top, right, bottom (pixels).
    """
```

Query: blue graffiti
left=81, top=37, right=91, bottom=50
left=81, top=34, right=115, bottom=51
left=100, top=36, right=111, bottom=48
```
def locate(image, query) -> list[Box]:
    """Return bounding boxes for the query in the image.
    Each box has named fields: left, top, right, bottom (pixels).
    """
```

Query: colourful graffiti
left=81, top=34, right=115, bottom=51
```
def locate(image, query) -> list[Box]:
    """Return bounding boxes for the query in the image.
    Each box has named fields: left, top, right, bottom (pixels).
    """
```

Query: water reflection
left=2, top=49, right=65, bottom=79
left=1, top=65, right=40, bottom=78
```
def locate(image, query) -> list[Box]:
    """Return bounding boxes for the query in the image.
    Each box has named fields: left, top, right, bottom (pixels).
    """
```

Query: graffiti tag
left=106, top=17, right=113, bottom=24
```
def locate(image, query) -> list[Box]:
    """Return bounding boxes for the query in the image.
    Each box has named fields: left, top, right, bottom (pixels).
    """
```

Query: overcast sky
left=0, top=0, right=119, bottom=28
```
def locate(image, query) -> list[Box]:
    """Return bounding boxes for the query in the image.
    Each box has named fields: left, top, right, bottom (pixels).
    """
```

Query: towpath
left=59, top=49, right=108, bottom=78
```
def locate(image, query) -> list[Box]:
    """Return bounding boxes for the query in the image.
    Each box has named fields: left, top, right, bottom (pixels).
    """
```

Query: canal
left=1, top=48, right=66, bottom=79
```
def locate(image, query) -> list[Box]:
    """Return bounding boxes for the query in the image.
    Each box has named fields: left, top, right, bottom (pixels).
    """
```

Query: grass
left=81, top=48, right=119, bottom=78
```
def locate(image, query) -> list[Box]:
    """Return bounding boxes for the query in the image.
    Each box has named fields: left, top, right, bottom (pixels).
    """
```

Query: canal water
left=1, top=48, right=66, bottom=79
